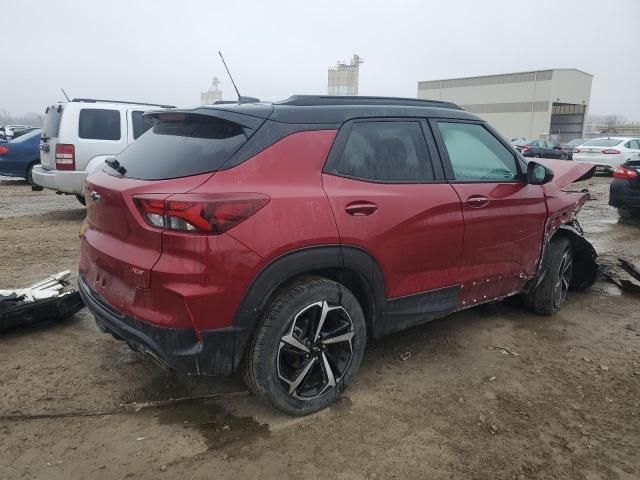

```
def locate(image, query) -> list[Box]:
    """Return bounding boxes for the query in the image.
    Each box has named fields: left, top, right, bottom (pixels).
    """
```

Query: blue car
left=0, top=129, right=41, bottom=183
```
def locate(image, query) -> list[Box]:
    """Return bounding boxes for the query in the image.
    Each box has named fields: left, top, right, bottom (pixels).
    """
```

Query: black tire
left=524, top=236, right=573, bottom=316
left=618, top=207, right=640, bottom=218
left=243, top=275, right=367, bottom=416
left=26, top=162, right=38, bottom=185
left=76, top=194, right=86, bottom=206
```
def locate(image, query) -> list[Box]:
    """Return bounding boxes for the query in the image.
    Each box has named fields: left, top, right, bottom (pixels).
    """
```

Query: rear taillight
left=573, top=148, right=581, bottom=153
left=55, top=144, right=75, bottom=170
left=520, top=146, right=530, bottom=152
left=133, top=193, right=270, bottom=234
left=0, top=146, right=9, bottom=155
left=602, top=149, right=620, bottom=154
left=613, top=166, right=638, bottom=179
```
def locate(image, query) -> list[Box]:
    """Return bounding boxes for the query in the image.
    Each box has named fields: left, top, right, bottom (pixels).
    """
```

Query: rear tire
left=618, top=207, right=640, bottom=218
left=524, top=237, right=573, bottom=316
left=243, top=276, right=367, bottom=416
left=76, top=194, right=86, bottom=206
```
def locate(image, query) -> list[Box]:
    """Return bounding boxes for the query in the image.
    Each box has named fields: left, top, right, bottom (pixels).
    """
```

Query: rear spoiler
left=143, top=108, right=269, bottom=131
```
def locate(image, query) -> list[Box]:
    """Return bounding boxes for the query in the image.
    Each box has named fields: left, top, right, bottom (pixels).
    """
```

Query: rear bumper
left=609, top=180, right=640, bottom=208
left=78, top=274, right=243, bottom=376
left=32, top=165, right=87, bottom=194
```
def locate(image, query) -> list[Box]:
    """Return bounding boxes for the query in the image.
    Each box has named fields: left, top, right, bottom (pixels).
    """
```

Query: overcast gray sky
left=2, top=0, right=639, bottom=119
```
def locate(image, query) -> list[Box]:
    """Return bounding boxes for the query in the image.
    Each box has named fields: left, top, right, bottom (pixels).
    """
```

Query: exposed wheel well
left=263, top=268, right=376, bottom=337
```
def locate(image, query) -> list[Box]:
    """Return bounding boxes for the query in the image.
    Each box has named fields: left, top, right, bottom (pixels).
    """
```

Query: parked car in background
left=32, top=98, right=173, bottom=205
left=561, top=138, right=587, bottom=160
left=511, top=139, right=567, bottom=159
left=79, top=95, right=598, bottom=416
left=2, top=125, right=37, bottom=141
left=573, top=137, right=640, bottom=172
left=0, top=129, right=42, bottom=183
left=609, top=159, right=640, bottom=218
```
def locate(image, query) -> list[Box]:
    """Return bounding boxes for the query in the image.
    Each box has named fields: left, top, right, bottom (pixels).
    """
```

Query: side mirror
left=527, top=161, right=554, bottom=185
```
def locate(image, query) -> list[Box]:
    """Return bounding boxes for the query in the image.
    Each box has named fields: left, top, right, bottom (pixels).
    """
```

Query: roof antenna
left=61, top=88, right=71, bottom=102
left=217, top=51, right=259, bottom=104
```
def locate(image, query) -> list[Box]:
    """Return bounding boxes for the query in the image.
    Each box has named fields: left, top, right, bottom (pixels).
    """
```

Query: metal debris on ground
left=602, top=258, right=640, bottom=294
left=490, top=346, right=520, bottom=356
left=0, top=271, right=84, bottom=332
left=399, top=351, right=412, bottom=361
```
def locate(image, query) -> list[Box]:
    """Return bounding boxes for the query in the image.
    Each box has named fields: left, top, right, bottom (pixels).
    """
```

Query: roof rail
left=71, top=98, right=175, bottom=109
left=275, top=95, right=462, bottom=110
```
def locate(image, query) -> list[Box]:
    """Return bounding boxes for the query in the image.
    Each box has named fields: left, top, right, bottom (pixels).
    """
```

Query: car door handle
left=466, top=195, right=490, bottom=208
left=345, top=201, right=378, bottom=216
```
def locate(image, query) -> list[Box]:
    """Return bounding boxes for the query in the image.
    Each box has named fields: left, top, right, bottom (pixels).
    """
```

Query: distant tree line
left=0, top=108, right=44, bottom=127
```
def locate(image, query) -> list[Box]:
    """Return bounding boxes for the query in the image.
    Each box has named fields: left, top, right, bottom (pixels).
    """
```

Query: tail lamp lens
left=573, top=148, right=581, bottom=153
left=134, top=193, right=270, bottom=234
left=0, top=146, right=9, bottom=155
left=613, top=166, right=638, bottom=179
left=602, top=149, right=621, bottom=154
left=55, top=143, right=75, bottom=170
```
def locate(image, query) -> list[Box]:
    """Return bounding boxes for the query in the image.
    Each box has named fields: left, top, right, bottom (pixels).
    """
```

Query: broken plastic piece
left=0, top=271, right=84, bottom=332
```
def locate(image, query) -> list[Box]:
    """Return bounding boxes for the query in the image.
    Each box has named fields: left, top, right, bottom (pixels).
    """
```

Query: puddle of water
left=155, top=399, right=269, bottom=450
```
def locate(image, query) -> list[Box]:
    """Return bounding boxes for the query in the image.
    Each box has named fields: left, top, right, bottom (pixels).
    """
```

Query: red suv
left=79, top=96, right=598, bottom=415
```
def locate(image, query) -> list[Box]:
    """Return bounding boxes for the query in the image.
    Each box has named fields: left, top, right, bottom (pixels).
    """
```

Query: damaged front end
left=0, top=271, right=84, bottom=332
left=526, top=159, right=599, bottom=292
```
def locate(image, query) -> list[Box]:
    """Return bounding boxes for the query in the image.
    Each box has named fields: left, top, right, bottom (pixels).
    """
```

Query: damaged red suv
left=79, top=96, right=597, bottom=415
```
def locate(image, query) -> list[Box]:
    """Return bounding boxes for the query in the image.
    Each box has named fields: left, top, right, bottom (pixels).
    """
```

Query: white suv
left=32, top=99, right=173, bottom=203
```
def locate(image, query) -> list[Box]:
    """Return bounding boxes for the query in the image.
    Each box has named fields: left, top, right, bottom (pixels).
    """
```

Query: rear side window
left=113, top=115, right=247, bottom=180
left=131, top=111, right=152, bottom=139
left=436, top=122, right=518, bottom=181
left=79, top=109, right=121, bottom=140
left=336, top=121, right=432, bottom=182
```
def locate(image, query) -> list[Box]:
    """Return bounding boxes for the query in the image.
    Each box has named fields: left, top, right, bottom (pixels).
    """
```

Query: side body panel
left=322, top=174, right=464, bottom=298
left=450, top=182, right=548, bottom=303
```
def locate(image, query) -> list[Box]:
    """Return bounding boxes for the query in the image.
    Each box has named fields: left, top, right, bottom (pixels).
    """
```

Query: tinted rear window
left=131, top=111, right=152, bottom=139
left=582, top=138, right=623, bottom=147
left=112, top=115, right=247, bottom=180
left=79, top=109, right=121, bottom=140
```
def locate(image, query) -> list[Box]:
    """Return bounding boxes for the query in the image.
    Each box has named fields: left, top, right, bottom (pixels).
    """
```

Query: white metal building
left=417, top=69, right=593, bottom=143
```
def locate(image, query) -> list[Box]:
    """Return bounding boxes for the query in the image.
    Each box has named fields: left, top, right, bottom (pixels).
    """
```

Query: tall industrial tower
left=201, top=77, right=222, bottom=105
left=328, top=54, right=364, bottom=96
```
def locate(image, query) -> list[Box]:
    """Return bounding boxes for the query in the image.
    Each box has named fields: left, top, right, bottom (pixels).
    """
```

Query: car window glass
left=79, top=109, right=121, bottom=140
left=337, top=121, right=432, bottom=182
left=583, top=138, right=622, bottom=147
left=633, top=140, right=640, bottom=149
left=131, top=111, right=152, bottom=139
left=437, top=122, right=519, bottom=181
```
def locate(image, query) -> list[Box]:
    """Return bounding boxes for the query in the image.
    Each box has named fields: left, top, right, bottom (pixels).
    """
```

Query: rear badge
left=90, top=191, right=101, bottom=204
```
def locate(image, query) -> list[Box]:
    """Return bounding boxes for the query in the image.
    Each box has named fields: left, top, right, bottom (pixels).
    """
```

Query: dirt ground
left=0, top=175, right=638, bottom=480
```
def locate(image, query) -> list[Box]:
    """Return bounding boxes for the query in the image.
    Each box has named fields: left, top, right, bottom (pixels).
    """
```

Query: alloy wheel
left=554, top=249, right=573, bottom=308
left=277, top=301, right=355, bottom=400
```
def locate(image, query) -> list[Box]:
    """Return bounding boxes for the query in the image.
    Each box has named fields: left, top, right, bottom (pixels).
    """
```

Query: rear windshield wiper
left=105, top=157, right=127, bottom=175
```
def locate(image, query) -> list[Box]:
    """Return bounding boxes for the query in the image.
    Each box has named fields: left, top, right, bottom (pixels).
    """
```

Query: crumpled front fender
left=527, top=221, right=598, bottom=292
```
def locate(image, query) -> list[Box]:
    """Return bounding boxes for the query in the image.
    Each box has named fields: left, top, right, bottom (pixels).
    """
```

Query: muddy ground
left=0, top=175, right=638, bottom=480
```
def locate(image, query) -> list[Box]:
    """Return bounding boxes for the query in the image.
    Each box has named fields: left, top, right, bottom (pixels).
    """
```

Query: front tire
left=26, top=162, right=38, bottom=185
left=243, top=276, right=367, bottom=416
left=524, top=237, right=573, bottom=315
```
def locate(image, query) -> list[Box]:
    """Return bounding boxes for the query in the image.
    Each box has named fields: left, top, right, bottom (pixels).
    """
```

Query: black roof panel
left=153, top=95, right=478, bottom=125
